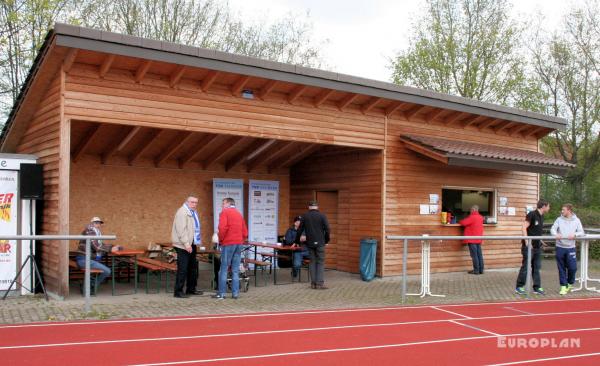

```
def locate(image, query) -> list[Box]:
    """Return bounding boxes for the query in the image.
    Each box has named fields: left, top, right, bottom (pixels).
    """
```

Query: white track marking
left=486, top=352, right=600, bottom=365
left=503, top=307, right=534, bottom=315
left=432, top=306, right=472, bottom=319
left=449, top=320, right=500, bottom=336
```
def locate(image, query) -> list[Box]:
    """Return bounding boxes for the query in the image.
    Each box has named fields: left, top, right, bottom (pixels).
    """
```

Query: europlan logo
left=498, top=336, right=581, bottom=349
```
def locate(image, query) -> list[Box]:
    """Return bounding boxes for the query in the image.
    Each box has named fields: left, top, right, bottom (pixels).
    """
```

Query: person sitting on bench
left=284, top=216, right=309, bottom=278
left=76, top=217, right=120, bottom=294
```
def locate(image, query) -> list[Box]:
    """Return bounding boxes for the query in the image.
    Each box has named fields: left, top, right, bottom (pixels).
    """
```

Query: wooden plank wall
left=384, top=117, right=540, bottom=275
left=15, top=77, right=63, bottom=294
left=69, top=155, right=290, bottom=250
left=290, top=149, right=383, bottom=274
left=63, top=64, right=385, bottom=150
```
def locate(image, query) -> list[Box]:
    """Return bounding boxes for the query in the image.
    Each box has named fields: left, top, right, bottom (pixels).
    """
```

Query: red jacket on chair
left=218, top=207, right=248, bottom=245
left=459, top=212, right=484, bottom=244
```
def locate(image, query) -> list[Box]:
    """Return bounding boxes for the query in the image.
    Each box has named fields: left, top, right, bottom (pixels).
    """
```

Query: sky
left=227, top=0, right=583, bottom=82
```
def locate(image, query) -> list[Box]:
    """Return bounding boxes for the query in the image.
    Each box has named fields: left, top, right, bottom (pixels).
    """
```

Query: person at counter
left=76, top=217, right=121, bottom=294
left=459, top=205, right=484, bottom=275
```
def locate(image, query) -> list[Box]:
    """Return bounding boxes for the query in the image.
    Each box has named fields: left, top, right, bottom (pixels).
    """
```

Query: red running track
left=1, top=298, right=600, bottom=365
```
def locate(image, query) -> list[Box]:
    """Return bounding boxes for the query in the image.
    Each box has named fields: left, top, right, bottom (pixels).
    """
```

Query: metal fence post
left=402, top=238, right=408, bottom=303
left=525, top=239, right=532, bottom=297
left=84, top=238, right=91, bottom=313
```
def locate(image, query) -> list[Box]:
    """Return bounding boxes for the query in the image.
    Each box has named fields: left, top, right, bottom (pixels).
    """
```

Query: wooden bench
left=69, top=260, right=103, bottom=295
left=243, top=258, right=270, bottom=287
left=137, top=257, right=177, bottom=293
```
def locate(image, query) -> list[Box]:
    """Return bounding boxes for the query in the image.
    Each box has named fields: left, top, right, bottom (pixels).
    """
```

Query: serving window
left=441, top=187, right=497, bottom=223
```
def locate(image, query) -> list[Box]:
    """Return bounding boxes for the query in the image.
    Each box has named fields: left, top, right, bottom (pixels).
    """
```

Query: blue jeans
left=76, top=255, right=111, bottom=285
left=467, top=243, right=484, bottom=274
left=556, top=247, right=577, bottom=286
left=293, top=247, right=310, bottom=270
left=218, top=245, right=242, bottom=297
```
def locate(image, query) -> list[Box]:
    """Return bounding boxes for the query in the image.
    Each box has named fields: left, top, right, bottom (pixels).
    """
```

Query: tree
left=389, top=0, right=535, bottom=109
left=533, top=1, right=600, bottom=206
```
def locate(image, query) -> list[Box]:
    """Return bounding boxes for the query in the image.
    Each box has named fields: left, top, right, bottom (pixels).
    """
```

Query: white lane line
left=432, top=306, right=472, bottom=319
left=486, top=352, right=600, bottom=365
left=127, top=327, right=600, bottom=366
left=449, top=320, right=500, bottom=336
left=2, top=309, right=600, bottom=350
left=503, top=307, right=534, bottom=315
left=3, top=297, right=599, bottom=329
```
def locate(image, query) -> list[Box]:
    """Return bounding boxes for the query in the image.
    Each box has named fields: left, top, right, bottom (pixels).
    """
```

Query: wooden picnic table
left=247, top=241, right=304, bottom=285
left=108, top=248, right=144, bottom=296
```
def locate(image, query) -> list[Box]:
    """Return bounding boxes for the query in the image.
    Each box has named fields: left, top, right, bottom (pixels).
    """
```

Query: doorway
left=316, top=191, right=338, bottom=269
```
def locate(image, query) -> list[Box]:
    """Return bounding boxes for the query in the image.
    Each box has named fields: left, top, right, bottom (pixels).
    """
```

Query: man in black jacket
left=297, top=200, right=331, bottom=289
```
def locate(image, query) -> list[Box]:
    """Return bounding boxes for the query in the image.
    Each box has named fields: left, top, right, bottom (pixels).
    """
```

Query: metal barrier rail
left=385, top=235, right=600, bottom=303
left=0, top=234, right=117, bottom=313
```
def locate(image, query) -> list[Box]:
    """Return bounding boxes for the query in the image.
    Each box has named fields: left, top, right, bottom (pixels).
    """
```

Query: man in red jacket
left=213, top=197, right=248, bottom=299
left=459, top=205, right=485, bottom=275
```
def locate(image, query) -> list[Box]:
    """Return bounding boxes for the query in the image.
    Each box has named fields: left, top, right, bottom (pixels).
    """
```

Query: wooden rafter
left=463, top=115, right=487, bottom=128
left=404, top=105, right=426, bottom=120
left=535, top=128, right=551, bottom=139
left=155, top=131, right=194, bottom=166
left=258, top=80, right=278, bottom=99
left=427, top=108, right=446, bottom=123
left=99, top=54, right=116, bottom=78
left=385, top=102, right=405, bottom=118
left=314, top=89, right=334, bottom=107
left=72, top=124, right=101, bottom=162
left=443, top=112, right=467, bottom=126
left=200, top=70, right=219, bottom=92
left=279, top=144, right=321, bottom=168
left=246, top=141, right=287, bottom=172
left=202, top=135, right=245, bottom=169
left=135, top=60, right=153, bottom=83
left=494, top=121, right=517, bottom=133
left=338, top=93, right=358, bottom=111
left=401, top=139, right=449, bottom=164
left=245, top=139, right=278, bottom=162
left=102, top=126, right=142, bottom=164
left=231, top=75, right=251, bottom=96
left=169, top=65, right=186, bottom=88
left=361, top=97, right=381, bottom=114
left=225, top=139, right=266, bottom=171
left=63, top=49, right=78, bottom=74
left=178, top=134, right=219, bottom=168
left=128, top=129, right=162, bottom=165
left=523, top=126, right=546, bottom=138
left=267, top=142, right=303, bottom=171
left=510, top=124, right=530, bottom=136
left=478, top=118, right=501, bottom=131
left=288, top=85, right=308, bottom=104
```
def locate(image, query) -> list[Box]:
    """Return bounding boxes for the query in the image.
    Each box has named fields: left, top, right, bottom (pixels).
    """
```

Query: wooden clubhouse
left=0, top=24, right=572, bottom=298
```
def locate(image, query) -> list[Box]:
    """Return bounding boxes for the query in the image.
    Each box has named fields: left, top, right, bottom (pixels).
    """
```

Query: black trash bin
left=359, top=238, right=377, bottom=281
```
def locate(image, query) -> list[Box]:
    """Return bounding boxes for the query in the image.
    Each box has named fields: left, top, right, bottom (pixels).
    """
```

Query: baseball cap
left=90, top=216, right=104, bottom=224
left=308, top=200, right=318, bottom=207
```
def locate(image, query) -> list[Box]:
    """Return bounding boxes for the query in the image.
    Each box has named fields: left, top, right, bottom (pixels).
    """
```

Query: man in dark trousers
left=297, top=200, right=331, bottom=289
left=459, top=205, right=484, bottom=275
left=171, top=196, right=203, bottom=298
left=516, top=199, right=550, bottom=295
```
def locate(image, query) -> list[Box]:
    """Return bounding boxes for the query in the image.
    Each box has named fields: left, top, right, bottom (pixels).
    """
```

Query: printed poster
left=213, top=179, right=244, bottom=232
left=248, top=180, right=279, bottom=244
left=0, top=170, right=18, bottom=290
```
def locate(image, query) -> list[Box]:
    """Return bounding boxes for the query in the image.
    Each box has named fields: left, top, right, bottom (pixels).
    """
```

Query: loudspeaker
left=20, top=163, right=44, bottom=200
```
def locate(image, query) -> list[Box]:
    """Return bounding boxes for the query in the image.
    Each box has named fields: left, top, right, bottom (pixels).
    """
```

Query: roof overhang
left=400, top=135, right=574, bottom=176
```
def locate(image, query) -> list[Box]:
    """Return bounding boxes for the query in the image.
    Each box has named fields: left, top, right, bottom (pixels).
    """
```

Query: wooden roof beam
left=155, top=131, right=194, bottom=167
left=63, top=49, right=78, bottom=74
left=314, top=89, right=334, bottom=108
left=128, top=129, right=162, bottom=166
left=245, top=139, right=278, bottom=162
left=443, top=111, right=467, bottom=126
left=404, top=105, right=426, bottom=121
left=288, top=85, right=307, bottom=104
left=385, top=102, right=405, bottom=118
left=338, top=93, right=358, bottom=111
left=202, top=135, right=245, bottom=169
left=102, top=126, right=142, bottom=164
left=279, top=144, right=322, bottom=168
left=523, top=126, right=546, bottom=138
left=225, top=139, right=266, bottom=171
left=427, top=108, right=446, bottom=123
left=200, top=70, right=219, bottom=92
left=169, top=65, right=186, bottom=88
left=510, top=124, right=531, bottom=136
left=246, top=141, right=287, bottom=172
left=463, top=115, right=487, bottom=128
left=478, top=118, right=501, bottom=131
left=135, top=60, right=153, bottom=83
left=99, top=54, right=116, bottom=78
left=258, top=80, right=278, bottom=100
left=361, top=97, right=381, bottom=114
left=231, top=75, right=251, bottom=96
left=267, top=142, right=303, bottom=172
left=72, top=124, right=101, bottom=162
left=494, top=121, right=517, bottom=133
left=178, top=134, right=219, bottom=168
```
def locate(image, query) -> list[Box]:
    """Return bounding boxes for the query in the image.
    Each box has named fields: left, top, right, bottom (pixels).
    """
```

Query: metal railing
left=385, top=234, right=600, bottom=303
left=0, top=234, right=117, bottom=313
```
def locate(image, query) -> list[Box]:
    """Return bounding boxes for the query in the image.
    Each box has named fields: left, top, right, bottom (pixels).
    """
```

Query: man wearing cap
left=171, top=196, right=203, bottom=298
left=297, top=200, right=331, bottom=289
left=284, top=215, right=309, bottom=278
left=76, top=217, right=120, bottom=294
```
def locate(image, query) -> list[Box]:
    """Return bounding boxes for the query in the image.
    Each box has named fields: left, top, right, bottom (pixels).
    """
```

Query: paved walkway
left=2, top=259, right=599, bottom=324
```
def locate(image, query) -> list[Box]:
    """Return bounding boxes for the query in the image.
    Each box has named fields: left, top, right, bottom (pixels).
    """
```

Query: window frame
left=441, top=186, right=498, bottom=224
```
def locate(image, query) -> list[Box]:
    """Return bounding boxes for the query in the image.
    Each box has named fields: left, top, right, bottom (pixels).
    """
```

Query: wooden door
left=316, top=191, right=338, bottom=269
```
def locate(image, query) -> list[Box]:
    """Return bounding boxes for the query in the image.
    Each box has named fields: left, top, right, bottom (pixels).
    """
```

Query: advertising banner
left=0, top=170, right=18, bottom=290
left=248, top=180, right=279, bottom=244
